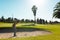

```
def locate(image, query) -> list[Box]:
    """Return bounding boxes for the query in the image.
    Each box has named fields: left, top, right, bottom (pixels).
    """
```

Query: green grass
left=0, top=22, right=60, bottom=40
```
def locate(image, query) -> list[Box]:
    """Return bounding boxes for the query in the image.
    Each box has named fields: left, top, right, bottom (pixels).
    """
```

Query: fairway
left=0, top=22, right=60, bottom=40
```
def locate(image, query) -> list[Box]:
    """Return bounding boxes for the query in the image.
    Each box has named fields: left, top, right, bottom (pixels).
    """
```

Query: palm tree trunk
left=34, top=15, right=36, bottom=25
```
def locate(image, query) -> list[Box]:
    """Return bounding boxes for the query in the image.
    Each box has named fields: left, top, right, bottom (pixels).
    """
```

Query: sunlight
left=31, top=0, right=46, bottom=7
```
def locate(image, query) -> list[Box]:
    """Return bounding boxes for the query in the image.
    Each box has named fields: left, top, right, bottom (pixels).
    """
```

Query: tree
left=20, top=19, right=24, bottom=23
left=45, top=20, right=48, bottom=24
left=39, top=19, right=42, bottom=24
left=53, top=2, right=60, bottom=18
left=37, top=18, right=40, bottom=24
left=49, top=21, right=52, bottom=24
left=1, top=16, right=5, bottom=22
left=32, top=5, right=37, bottom=25
left=25, top=19, right=30, bottom=23
left=0, top=18, right=1, bottom=22
left=6, top=17, right=13, bottom=23
left=30, top=19, right=34, bottom=23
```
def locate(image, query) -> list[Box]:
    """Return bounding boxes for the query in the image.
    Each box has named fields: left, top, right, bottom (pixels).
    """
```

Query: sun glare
left=31, top=0, right=46, bottom=7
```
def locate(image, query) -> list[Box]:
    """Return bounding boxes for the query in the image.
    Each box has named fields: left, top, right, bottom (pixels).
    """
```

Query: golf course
left=0, top=0, right=60, bottom=40
left=0, top=22, right=60, bottom=40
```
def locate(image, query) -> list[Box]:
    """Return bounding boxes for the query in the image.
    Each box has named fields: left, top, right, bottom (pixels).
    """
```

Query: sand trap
left=0, top=30, right=51, bottom=39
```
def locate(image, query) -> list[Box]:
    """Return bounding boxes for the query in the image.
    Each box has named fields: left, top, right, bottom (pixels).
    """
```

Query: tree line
left=0, top=16, right=48, bottom=23
left=0, top=16, right=59, bottom=24
left=0, top=16, right=18, bottom=23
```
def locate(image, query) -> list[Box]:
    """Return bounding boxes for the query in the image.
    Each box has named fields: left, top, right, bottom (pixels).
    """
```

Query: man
left=12, top=20, right=19, bottom=37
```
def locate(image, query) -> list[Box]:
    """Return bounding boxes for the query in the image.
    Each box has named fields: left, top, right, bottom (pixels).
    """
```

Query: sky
left=0, top=0, right=60, bottom=22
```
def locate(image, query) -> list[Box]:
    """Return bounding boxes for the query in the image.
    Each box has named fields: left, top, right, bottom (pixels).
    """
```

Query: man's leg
left=14, top=28, right=16, bottom=37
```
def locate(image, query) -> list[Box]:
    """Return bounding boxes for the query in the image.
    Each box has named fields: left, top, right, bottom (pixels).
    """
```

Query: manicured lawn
left=0, top=22, right=60, bottom=40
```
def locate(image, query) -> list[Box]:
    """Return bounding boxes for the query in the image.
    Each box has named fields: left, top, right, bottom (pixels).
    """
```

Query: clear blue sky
left=0, top=0, right=60, bottom=21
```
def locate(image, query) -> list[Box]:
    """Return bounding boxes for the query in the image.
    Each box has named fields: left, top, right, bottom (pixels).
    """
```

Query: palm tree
left=53, top=2, right=60, bottom=18
left=32, top=5, right=37, bottom=25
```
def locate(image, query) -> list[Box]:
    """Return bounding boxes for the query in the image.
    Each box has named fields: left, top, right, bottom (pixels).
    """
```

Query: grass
left=0, top=22, right=60, bottom=40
